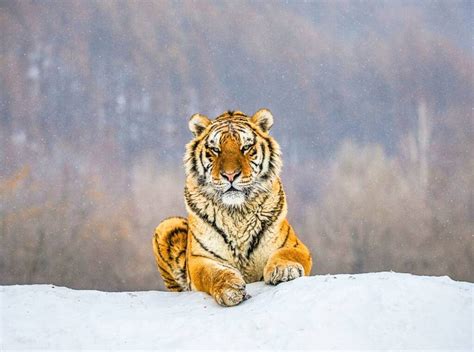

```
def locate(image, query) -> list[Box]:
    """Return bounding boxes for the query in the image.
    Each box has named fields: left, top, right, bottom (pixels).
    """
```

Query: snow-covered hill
left=1, top=272, right=472, bottom=350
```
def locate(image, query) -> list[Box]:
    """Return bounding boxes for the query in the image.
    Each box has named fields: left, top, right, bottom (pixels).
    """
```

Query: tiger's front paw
left=264, top=262, right=304, bottom=285
left=212, top=270, right=248, bottom=307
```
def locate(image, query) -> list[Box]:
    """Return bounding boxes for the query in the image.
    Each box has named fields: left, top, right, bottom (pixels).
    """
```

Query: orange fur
left=153, top=109, right=312, bottom=306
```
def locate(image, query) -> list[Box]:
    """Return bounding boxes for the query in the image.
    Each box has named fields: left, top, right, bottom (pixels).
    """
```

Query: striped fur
left=153, top=109, right=312, bottom=306
left=152, top=217, right=188, bottom=291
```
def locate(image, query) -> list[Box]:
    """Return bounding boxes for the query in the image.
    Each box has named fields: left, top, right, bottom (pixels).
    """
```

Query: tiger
left=152, top=109, right=312, bottom=306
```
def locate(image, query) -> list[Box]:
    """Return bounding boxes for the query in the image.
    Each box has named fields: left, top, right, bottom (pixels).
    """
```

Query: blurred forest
left=0, top=0, right=472, bottom=290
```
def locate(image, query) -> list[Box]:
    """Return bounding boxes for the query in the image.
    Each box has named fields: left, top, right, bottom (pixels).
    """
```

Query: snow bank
left=1, top=272, right=472, bottom=350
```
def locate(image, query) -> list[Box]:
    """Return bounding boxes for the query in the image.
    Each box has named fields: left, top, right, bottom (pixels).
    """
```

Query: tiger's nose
left=221, top=169, right=241, bottom=182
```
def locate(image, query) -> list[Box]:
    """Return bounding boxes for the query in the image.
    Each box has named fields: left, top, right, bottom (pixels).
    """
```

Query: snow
left=1, top=272, right=472, bottom=350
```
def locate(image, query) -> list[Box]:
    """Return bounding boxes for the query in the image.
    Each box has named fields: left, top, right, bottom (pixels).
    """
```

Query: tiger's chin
left=221, top=190, right=246, bottom=207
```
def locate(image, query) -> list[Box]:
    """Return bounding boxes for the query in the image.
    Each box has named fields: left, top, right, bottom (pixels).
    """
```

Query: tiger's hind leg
left=152, top=217, right=189, bottom=291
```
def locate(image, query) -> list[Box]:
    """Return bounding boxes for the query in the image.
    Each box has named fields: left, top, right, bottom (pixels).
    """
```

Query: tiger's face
left=184, top=109, right=281, bottom=207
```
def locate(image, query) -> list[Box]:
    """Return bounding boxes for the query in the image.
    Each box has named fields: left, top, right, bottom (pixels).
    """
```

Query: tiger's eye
left=211, top=147, right=220, bottom=154
left=242, top=145, right=251, bottom=152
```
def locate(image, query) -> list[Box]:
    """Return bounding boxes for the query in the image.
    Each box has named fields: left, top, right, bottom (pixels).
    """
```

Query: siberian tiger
left=152, top=109, right=312, bottom=306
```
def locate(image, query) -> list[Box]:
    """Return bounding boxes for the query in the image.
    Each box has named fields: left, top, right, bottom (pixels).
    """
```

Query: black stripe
left=257, top=144, right=264, bottom=174
left=232, top=124, right=249, bottom=134
left=191, top=231, right=226, bottom=261
left=242, top=125, right=279, bottom=181
left=232, top=116, right=250, bottom=122
left=237, top=120, right=264, bottom=135
left=215, top=119, right=252, bottom=134
left=175, top=250, right=186, bottom=263
left=189, top=253, right=234, bottom=271
left=189, top=140, right=199, bottom=175
left=167, top=226, right=187, bottom=241
left=189, top=251, right=231, bottom=283
left=212, top=123, right=228, bottom=134
left=184, top=187, right=237, bottom=256
left=241, top=219, right=259, bottom=242
left=194, top=143, right=208, bottom=186
left=166, top=226, right=187, bottom=259
left=190, top=253, right=215, bottom=260
left=163, top=276, right=175, bottom=283
left=260, top=138, right=275, bottom=181
left=155, top=236, right=173, bottom=271
left=157, top=262, right=171, bottom=276
left=279, top=224, right=291, bottom=249
left=248, top=141, right=258, bottom=157
left=162, top=273, right=175, bottom=281
left=293, top=239, right=299, bottom=248
left=241, top=192, right=271, bottom=236
left=199, top=147, right=208, bottom=177
left=246, top=185, right=285, bottom=258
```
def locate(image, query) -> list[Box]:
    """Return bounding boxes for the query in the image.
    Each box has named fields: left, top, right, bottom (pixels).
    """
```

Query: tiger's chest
left=213, top=209, right=282, bottom=282
left=186, top=181, right=287, bottom=283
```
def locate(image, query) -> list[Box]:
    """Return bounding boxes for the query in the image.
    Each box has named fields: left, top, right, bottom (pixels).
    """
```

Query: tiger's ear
left=251, top=108, right=274, bottom=132
left=188, top=113, right=211, bottom=136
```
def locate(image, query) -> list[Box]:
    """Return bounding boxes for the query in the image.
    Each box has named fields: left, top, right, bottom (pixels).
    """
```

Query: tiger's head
left=184, top=109, right=282, bottom=207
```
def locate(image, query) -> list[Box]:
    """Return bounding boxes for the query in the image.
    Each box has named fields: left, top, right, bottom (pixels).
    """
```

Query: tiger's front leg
left=264, top=221, right=312, bottom=285
left=188, top=254, right=247, bottom=307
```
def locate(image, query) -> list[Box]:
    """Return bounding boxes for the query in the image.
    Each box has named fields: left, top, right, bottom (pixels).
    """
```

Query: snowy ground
left=1, top=272, right=472, bottom=350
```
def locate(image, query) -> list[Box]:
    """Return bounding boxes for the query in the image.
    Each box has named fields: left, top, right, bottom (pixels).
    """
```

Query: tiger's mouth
left=224, top=185, right=240, bottom=193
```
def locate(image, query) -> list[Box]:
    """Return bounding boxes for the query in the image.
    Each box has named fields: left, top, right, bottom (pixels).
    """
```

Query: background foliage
left=1, top=0, right=472, bottom=290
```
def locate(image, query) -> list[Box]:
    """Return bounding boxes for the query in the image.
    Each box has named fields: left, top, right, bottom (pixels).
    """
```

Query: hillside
left=1, top=1, right=471, bottom=163
left=1, top=272, right=472, bottom=350
left=1, top=0, right=472, bottom=292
